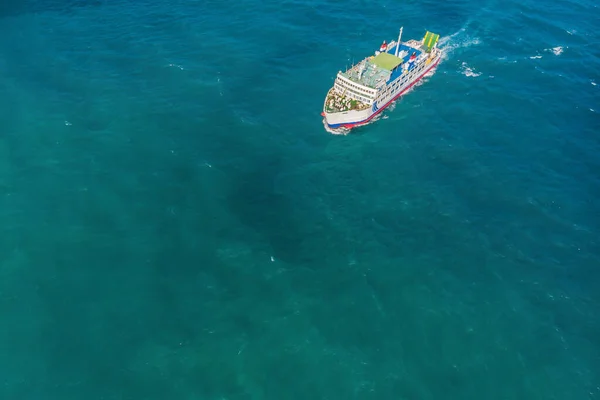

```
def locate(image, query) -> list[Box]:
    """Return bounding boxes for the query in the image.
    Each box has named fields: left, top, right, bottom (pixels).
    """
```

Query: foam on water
left=460, top=61, right=482, bottom=77
left=547, top=46, right=564, bottom=55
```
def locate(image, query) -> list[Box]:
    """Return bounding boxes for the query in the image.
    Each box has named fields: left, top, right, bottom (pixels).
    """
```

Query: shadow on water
left=226, top=155, right=317, bottom=266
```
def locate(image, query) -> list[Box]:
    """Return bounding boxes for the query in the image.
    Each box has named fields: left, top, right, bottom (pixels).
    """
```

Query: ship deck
left=341, top=61, right=390, bottom=89
left=340, top=42, right=424, bottom=88
left=396, top=43, right=422, bottom=60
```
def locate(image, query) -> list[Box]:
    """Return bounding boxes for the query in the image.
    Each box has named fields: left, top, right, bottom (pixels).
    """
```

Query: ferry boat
left=322, top=28, right=442, bottom=130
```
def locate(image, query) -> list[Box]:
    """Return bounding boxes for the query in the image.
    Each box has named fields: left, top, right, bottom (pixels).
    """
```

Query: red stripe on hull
left=338, top=57, right=441, bottom=129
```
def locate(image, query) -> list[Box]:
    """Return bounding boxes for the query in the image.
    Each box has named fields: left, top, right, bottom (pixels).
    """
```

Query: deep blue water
left=0, top=0, right=599, bottom=399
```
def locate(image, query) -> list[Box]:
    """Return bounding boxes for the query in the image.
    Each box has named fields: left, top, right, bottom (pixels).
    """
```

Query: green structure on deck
left=423, top=31, right=440, bottom=52
left=370, top=52, right=403, bottom=71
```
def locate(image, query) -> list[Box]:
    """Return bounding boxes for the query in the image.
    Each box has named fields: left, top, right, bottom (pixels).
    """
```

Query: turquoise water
left=1, top=0, right=599, bottom=398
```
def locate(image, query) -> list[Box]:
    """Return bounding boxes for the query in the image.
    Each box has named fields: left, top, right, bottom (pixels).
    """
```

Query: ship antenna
left=395, top=27, right=403, bottom=57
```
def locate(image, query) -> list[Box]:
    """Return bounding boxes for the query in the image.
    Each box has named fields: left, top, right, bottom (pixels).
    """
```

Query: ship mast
left=395, top=27, right=403, bottom=57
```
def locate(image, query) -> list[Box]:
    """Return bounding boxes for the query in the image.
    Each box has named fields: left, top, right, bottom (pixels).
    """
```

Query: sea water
left=0, top=0, right=598, bottom=399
